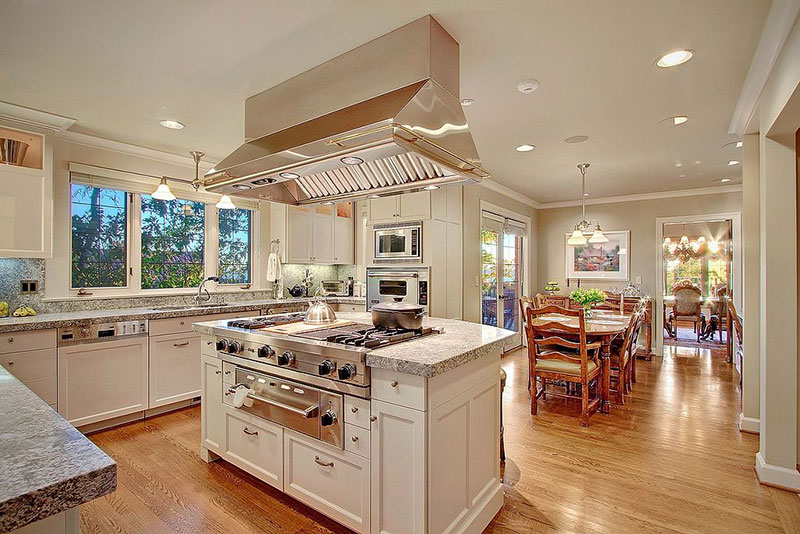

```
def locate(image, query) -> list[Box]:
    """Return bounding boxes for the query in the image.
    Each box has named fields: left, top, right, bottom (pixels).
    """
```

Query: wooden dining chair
left=524, top=305, right=603, bottom=426
left=670, top=280, right=704, bottom=341
left=609, top=310, right=641, bottom=404
left=533, top=293, right=547, bottom=309
left=727, top=299, right=743, bottom=369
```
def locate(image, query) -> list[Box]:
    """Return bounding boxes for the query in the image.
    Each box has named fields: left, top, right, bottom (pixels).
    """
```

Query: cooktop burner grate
left=294, top=323, right=441, bottom=349
left=227, top=312, right=306, bottom=329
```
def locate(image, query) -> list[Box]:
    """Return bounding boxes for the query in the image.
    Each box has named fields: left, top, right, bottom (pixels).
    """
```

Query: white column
left=740, top=133, right=760, bottom=433
left=756, top=134, right=800, bottom=489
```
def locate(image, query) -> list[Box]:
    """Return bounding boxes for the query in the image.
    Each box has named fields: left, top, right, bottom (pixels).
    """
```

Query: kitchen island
left=194, top=312, right=515, bottom=534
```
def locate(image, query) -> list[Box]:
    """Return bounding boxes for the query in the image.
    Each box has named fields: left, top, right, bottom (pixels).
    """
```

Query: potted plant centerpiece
left=569, top=287, right=607, bottom=319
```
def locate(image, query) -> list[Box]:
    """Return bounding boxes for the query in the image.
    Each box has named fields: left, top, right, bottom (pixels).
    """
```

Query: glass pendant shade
left=567, top=227, right=588, bottom=245
left=588, top=225, right=608, bottom=243
left=680, top=235, right=689, bottom=244
left=215, top=194, right=236, bottom=210
left=151, top=178, right=176, bottom=201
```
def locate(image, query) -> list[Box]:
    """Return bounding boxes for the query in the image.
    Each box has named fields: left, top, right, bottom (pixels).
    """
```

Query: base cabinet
left=225, top=409, right=283, bottom=489
left=149, top=332, right=201, bottom=408
left=201, top=354, right=225, bottom=454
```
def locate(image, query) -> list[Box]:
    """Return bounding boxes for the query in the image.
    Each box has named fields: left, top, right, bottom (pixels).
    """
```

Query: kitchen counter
left=0, top=297, right=366, bottom=333
left=193, top=311, right=516, bottom=378
left=0, top=367, right=116, bottom=532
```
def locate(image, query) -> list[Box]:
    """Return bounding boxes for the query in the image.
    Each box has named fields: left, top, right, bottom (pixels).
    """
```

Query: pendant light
left=151, top=177, right=176, bottom=201
left=567, top=163, right=607, bottom=245
left=216, top=194, right=236, bottom=210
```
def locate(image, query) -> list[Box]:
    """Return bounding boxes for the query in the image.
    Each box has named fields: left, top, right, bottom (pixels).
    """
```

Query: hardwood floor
left=83, top=344, right=800, bottom=533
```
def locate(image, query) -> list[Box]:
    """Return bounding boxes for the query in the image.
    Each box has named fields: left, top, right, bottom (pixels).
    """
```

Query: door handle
left=247, top=392, right=319, bottom=418
left=242, top=427, right=258, bottom=436
left=314, top=455, right=334, bottom=467
left=173, top=341, right=190, bottom=347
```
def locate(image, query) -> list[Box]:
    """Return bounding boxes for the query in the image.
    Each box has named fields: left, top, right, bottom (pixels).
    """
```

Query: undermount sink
left=151, top=303, right=231, bottom=311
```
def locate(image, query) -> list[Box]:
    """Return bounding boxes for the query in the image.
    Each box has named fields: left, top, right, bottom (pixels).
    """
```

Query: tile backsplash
left=0, top=258, right=45, bottom=310
left=275, top=264, right=359, bottom=297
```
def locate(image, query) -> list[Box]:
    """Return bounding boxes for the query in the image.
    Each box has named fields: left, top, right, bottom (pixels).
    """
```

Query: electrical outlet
left=635, top=276, right=642, bottom=285
left=20, top=279, right=39, bottom=294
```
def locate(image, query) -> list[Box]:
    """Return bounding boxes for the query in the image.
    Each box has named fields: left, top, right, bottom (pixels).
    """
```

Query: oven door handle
left=368, top=272, right=419, bottom=278
left=247, top=392, right=320, bottom=418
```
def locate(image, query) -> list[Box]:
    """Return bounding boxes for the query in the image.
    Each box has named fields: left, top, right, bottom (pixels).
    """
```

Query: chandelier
left=663, top=226, right=727, bottom=262
left=567, top=163, right=607, bottom=245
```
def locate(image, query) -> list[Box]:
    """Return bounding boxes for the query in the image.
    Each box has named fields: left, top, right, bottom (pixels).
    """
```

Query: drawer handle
left=351, top=406, right=358, bottom=413
left=351, top=436, right=359, bottom=443
left=369, top=415, right=377, bottom=422
left=242, top=427, right=258, bottom=436
left=173, top=341, right=190, bottom=347
left=314, top=455, right=334, bottom=468
left=215, top=370, right=222, bottom=375
left=390, top=381, right=398, bottom=388
left=224, top=370, right=231, bottom=375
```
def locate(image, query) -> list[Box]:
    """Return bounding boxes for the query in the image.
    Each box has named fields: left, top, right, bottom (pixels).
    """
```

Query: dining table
left=530, top=310, right=632, bottom=413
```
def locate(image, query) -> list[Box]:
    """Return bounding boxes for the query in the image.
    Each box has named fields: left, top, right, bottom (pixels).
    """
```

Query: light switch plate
left=635, top=276, right=642, bottom=284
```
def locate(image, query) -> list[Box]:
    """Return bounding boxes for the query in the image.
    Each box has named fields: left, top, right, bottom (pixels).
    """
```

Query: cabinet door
left=225, top=409, right=283, bottom=489
left=57, top=337, right=148, bottom=427
left=446, top=222, right=462, bottom=319
left=0, top=166, right=51, bottom=258
left=399, top=191, right=430, bottom=220
left=371, top=399, right=426, bottom=534
left=368, top=196, right=399, bottom=224
left=149, top=332, right=201, bottom=408
left=334, top=215, right=354, bottom=264
left=201, top=355, right=225, bottom=455
left=312, top=207, right=335, bottom=263
left=287, top=207, right=313, bottom=263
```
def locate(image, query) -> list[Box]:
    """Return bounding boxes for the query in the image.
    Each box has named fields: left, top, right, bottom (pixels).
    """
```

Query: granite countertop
left=194, top=311, right=516, bottom=378
left=0, top=367, right=116, bottom=532
left=0, top=297, right=366, bottom=333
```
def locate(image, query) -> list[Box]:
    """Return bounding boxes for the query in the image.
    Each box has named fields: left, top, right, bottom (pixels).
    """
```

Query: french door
left=481, top=212, right=525, bottom=348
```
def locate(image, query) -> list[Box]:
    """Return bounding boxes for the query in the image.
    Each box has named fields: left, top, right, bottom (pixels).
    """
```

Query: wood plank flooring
left=83, top=344, right=800, bottom=533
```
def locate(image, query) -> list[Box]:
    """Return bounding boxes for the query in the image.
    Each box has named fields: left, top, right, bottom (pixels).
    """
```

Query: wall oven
left=366, top=266, right=429, bottom=311
left=373, top=221, right=421, bottom=263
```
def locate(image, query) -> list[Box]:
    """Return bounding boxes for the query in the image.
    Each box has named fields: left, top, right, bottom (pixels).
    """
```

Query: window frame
left=216, top=207, right=254, bottom=287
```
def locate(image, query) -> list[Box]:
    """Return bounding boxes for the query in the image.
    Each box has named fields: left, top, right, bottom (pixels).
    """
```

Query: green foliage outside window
left=218, top=209, right=251, bottom=284
left=71, top=185, right=127, bottom=288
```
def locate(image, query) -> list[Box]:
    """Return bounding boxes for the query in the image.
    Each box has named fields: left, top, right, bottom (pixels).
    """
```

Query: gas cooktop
left=226, top=312, right=306, bottom=329
left=293, top=323, right=442, bottom=349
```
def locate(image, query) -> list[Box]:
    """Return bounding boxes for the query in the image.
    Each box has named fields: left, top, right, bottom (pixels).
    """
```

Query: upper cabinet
left=270, top=202, right=354, bottom=265
left=367, top=191, right=431, bottom=224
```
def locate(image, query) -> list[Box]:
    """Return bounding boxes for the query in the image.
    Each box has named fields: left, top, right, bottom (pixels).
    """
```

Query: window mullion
left=206, top=203, right=218, bottom=286
left=130, top=194, right=142, bottom=293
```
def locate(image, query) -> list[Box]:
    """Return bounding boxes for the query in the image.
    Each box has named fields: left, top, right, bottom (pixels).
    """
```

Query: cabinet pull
left=180, top=321, right=185, bottom=325
left=7, top=337, right=12, bottom=343
left=390, top=381, right=398, bottom=388
left=351, top=436, right=359, bottom=443
left=215, top=370, right=222, bottom=375
left=242, top=427, right=258, bottom=436
left=224, top=370, right=231, bottom=375
left=173, top=341, right=190, bottom=347
left=350, top=406, right=358, bottom=413
left=7, top=361, right=13, bottom=366
left=314, top=455, right=334, bottom=467
left=369, top=415, right=377, bottom=422
left=206, top=341, right=212, bottom=345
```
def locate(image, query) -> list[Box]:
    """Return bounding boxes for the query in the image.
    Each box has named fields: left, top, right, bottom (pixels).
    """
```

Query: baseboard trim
left=739, top=413, right=760, bottom=434
left=755, top=452, right=800, bottom=491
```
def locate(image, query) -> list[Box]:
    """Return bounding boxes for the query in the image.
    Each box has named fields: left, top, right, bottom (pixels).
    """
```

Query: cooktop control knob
left=318, top=360, right=336, bottom=376
left=215, top=339, right=229, bottom=352
left=227, top=341, right=243, bottom=354
left=277, top=351, right=295, bottom=366
left=337, top=363, right=356, bottom=380
left=258, top=345, right=275, bottom=359
left=320, top=410, right=337, bottom=427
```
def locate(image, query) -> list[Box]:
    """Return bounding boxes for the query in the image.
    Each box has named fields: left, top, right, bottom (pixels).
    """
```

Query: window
left=218, top=209, right=252, bottom=284
left=70, top=184, right=128, bottom=288
left=141, top=195, right=205, bottom=289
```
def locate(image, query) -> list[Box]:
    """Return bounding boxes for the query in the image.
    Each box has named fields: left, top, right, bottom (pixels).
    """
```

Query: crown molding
left=480, top=178, right=542, bottom=208
left=537, top=184, right=743, bottom=209
left=729, top=0, right=800, bottom=135
left=56, top=130, right=218, bottom=171
left=0, top=101, right=76, bottom=131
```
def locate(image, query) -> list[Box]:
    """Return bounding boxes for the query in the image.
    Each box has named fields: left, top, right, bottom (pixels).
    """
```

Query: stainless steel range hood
left=200, top=15, right=489, bottom=206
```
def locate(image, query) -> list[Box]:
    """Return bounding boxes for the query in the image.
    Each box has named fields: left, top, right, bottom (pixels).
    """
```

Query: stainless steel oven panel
left=373, top=222, right=422, bottom=262
left=320, top=392, right=344, bottom=448
left=366, top=266, right=429, bottom=311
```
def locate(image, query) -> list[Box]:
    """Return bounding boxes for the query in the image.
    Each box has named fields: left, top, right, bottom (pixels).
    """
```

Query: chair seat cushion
left=536, top=358, right=598, bottom=376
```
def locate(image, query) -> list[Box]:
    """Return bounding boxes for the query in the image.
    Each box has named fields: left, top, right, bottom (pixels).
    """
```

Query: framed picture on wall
left=565, top=230, right=630, bottom=281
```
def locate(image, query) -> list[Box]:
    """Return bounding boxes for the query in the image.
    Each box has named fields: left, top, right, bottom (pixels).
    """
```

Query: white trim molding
left=755, top=451, right=800, bottom=491
left=729, top=0, right=800, bottom=135
left=0, top=100, right=76, bottom=131
left=539, top=184, right=743, bottom=209
left=739, top=413, right=761, bottom=434
left=481, top=179, right=542, bottom=208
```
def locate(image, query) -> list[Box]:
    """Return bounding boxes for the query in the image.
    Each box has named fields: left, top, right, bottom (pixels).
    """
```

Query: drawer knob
left=225, top=370, right=231, bottom=375
left=206, top=341, right=212, bottom=345
left=242, top=427, right=258, bottom=436
left=215, top=370, right=222, bottom=375
left=351, top=436, right=359, bottom=443
left=7, top=337, right=13, bottom=343
left=7, top=361, right=13, bottom=366
left=180, top=321, right=185, bottom=325
left=351, top=406, right=358, bottom=413
left=314, top=455, right=334, bottom=467
left=390, top=381, right=398, bottom=388
left=369, top=415, right=377, bottom=422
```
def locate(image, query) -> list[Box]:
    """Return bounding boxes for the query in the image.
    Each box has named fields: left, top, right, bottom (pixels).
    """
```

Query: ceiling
left=0, top=0, right=770, bottom=203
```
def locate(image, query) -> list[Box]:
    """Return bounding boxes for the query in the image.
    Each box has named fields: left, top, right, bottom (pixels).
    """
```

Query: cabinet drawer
left=25, top=375, right=57, bottom=405
left=284, top=431, right=370, bottom=533
left=337, top=304, right=364, bottom=312
left=345, top=423, right=370, bottom=459
left=371, top=368, right=426, bottom=410
left=201, top=335, right=216, bottom=357
left=225, top=410, right=283, bottom=490
left=0, top=329, right=56, bottom=354
left=345, top=395, right=371, bottom=429
left=222, top=361, right=236, bottom=385
left=0, top=347, right=56, bottom=381
left=151, top=311, right=257, bottom=336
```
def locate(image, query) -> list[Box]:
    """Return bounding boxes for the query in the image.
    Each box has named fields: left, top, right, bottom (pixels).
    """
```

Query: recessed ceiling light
left=736, top=141, right=743, bottom=148
left=584, top=193, right=590, bottom=197
left=564, top=135, right=589, bottom=144
left=321, top=201, right=335, bottom=206
left=693, top=160, right=702, bottom=165
left=232, top=184, right=251, bottom=190
left=517, top=80, right=539, bottom=94
left=723, top=140, right=743, bottom=149
left=675, top=162, right=683, bottom=168
left=367, top=194, right=380, bottom=199
left=728, top=160, right=740, bottom=166
left=341, top=156, right=364, bottom=165
left=719, top=178, right=731, bottom=183
left=679, top=174, right=686, bottom=178
left=279, top=172, right=300, bottom=179
left=515, top=144, right=535, bottom=152
left=666, top=116, right=689, bottom=125
left=656, top=49, right=694, bottom=68
left=423, top=185, right=439, bottom=191
left=159, top=119, right=185, bottom=130
left=460, top=98, right=475, bottom=106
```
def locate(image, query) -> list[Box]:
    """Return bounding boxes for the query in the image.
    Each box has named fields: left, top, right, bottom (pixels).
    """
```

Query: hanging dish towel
left=266, top=251, right=282, bottom=283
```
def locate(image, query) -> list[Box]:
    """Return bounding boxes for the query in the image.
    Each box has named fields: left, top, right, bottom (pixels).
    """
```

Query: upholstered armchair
left=669, top=280, right=704, bottom=341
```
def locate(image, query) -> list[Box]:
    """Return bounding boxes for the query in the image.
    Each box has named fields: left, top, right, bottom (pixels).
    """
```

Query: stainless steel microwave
left=373, top=221, right=422, bottom=263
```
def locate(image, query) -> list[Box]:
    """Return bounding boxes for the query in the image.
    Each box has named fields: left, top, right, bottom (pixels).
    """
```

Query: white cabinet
left=201, top=354, right=225, bottom=456
left=285, top=430, right=371, bottom=534
left=0, top=329, right=58, bottom=408
left=57, top=336, right=148, bottom=428
left=271, top=202, right=353, bottom=264
left=225, top=408, right=283, bottom=489
left=370, top=399, right=426, bottom=534
left=0, top=166, right=51, bottom=258
left=148, top=332, right=201, bottom=408
left=334, top=211, right=354, bottom=264
left=287, top=206, right=313, bottom=263
left=367, top=192, right=431, bottom=224
left=312, top=207, right=335, bottom=263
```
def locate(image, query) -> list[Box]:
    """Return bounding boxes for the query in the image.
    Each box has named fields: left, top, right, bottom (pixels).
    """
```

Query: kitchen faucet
left=193, top=276, right=219, bottom=305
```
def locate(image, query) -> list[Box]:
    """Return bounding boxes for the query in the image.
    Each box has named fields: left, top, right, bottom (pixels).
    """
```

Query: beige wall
left=461, top=183, right=538, bottom=324
left=536, top=192, right=743, bottom=298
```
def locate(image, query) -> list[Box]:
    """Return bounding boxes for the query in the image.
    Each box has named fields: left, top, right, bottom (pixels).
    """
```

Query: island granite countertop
left=0, top=367, right=116, bottom=532
left=193, top=311, right=516, bottom=378
left=0, top=297, right=365, bottom=334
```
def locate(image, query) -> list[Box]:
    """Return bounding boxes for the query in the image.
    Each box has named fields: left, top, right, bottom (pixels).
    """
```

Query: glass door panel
left=481, top=227, right=524, bottom=348
left=481, top=229, right=499, bottom=327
